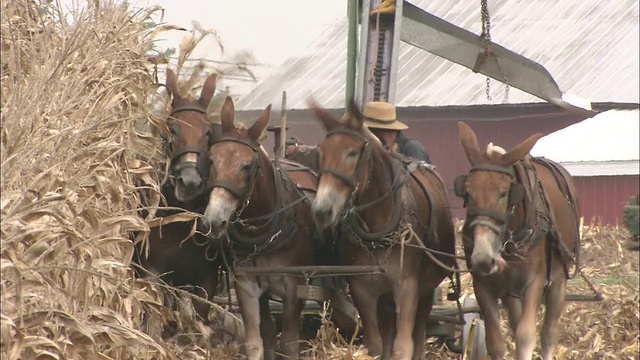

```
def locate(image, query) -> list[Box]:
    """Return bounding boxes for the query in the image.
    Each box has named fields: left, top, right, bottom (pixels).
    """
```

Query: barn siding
left=573, top=175, right=640, bottom=226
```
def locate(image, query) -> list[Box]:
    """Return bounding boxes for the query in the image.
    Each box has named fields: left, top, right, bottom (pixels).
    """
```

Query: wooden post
left=279, top=91, right=287, bottom=158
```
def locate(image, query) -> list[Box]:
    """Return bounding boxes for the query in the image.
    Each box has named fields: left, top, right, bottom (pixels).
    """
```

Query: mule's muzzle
left=471, top=255, right=497, bottom=275
left=200, top=217, right=227, bottom=239
left=175, top=167, right=204, bottom=201
left=201, top=206, right=230, bottom=239
left=471, top=253, right=509, bottom=276
left=311, top=203, right=336, bottom=230
left=197, top=217, right=211, bottom=236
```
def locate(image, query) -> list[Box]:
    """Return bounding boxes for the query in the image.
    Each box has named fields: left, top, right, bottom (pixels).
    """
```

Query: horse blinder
left=453, top=175, right=467, bottom=198
left=508, top=182, right=525, bottom=207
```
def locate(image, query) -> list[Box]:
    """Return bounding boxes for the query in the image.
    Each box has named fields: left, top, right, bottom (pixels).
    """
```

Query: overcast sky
left=58, top=0, right=345, bottom=94
left=145, top=0, right=345, bottom=66
left=59, top=0, right=343, bottom=64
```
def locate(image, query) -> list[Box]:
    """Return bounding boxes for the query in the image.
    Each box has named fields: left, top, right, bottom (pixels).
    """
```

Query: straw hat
left=362, top=101, right=408, bottom=131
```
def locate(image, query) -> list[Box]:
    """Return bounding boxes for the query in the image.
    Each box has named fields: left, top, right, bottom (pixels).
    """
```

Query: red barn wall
left=573, top=175, right=640, bottom=226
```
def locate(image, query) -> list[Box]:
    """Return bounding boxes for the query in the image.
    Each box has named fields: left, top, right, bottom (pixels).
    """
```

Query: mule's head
left=202, top=96, right=271, bottom=238
left=456, top=121, right=543, bottom=275
left=308, top=99, right=380, bottom=229
left=164, top=69, right=221, bottom=202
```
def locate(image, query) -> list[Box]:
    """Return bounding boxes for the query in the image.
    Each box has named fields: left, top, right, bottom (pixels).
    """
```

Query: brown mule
left=454, top=122, right=580, bottom=360
left=134, top=69, right=226, bottom=328
left=308, top=100, right=456, bottom=360
left=202, top=97, right=324, bottom=360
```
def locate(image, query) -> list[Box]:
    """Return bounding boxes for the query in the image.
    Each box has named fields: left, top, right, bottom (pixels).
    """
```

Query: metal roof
left=236, top=0, right=639, bottom=111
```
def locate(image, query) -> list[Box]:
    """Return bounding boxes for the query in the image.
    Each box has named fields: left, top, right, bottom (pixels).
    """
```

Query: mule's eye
left=241, top=163, right=253, bottom=172
left=169, top=127, right=178, bottom=135
left=499, top=190, right=508, bottom=199
left=345, top=148, right=359, bottom=158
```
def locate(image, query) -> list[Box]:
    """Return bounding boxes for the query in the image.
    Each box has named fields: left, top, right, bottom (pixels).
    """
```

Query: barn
left=234, top=0, right=639, bottom=222
left=531, top=109, right=640, bottom=226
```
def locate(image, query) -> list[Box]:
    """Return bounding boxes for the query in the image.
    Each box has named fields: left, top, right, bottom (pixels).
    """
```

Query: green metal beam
left=345, top=0, right=358, bottom=109
left=400, top=2, right=596, bottom=116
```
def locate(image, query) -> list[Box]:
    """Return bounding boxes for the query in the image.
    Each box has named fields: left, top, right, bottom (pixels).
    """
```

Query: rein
left=210, top=138, right=302, bottom=251
left=321, top=128, right=409, bottom=245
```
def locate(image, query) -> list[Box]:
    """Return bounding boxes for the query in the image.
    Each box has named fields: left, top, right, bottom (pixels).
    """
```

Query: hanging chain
left=481, top=0, right=492, bottom=101
left=480, top=0, right=510, bottom=103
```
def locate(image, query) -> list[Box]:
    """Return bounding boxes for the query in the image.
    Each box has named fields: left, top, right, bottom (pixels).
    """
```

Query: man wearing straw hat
left=362, top=101, right=432, bottom=163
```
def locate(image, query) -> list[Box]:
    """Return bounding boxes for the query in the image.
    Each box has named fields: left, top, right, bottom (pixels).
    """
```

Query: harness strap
left=467, top=207, right=508, bottom=225
left=170, top=145, right=206, bottom=161
left=170, top=105, right=208, bottom=116
left=225, top=155, right=305, bottom=254
left=319, top=168, right=357, bottom=188
left=532, top=157, right=581, bottom=278
left=406, top=162, right=445, bottom=245
left=470, top=164, right=514, bottom=177
left=320, top=129, right=373, bottom=191
left=209, top=180, right=248, bottom=199
left=347, top=158, right=409, bottom=243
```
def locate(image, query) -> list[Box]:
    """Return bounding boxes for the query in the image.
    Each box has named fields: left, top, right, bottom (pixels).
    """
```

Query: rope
left=397, top=225, right=471, bottom=274
left=396, top=224, right=413, bottom=271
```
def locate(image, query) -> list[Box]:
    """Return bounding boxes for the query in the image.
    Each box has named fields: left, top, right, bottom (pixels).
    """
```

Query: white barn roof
left=237, top=0, right=640, bottom=111
left=530, top=109, right=639, bottom=176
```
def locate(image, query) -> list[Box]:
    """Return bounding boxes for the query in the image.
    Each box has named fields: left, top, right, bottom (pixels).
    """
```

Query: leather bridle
left=454, top=164, right=525, bottom=237
left=319, top=128, right=374, bottom=191
left=207, top=137, right=261, bottom=202
left=163, top=105, right=214, bottom=182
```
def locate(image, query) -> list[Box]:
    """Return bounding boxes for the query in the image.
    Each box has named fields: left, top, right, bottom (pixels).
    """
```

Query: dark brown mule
left=202, top=97, right=323, bottom=360
left=134, top=69, right=226, bottom=326
left=454, top=122, right=580, bottom=360
left=308, top=100, right=456, bottom=360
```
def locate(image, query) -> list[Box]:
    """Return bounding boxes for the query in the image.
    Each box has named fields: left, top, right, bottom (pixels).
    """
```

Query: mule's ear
left=198, top=72, right=218, bottom=106
left=500, top=133, right=543, bottom=166
left=308, top=97, right=340, bottom=131
left=165, top=69, right=180, bottom=104
left=248, top=104, right=271, bottom=141
left=458, top=121, right=483, bottom=165
left=346, top=98, right=364, bottom=130
left=220, top=96, right=236, bottom=134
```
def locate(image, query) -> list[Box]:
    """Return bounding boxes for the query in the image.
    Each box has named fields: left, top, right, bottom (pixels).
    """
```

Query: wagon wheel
left=461, top=295, right=488, bottom=360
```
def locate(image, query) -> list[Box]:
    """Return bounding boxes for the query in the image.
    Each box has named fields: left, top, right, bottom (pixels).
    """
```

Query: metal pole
left=279, top=91, right=287, bottom=158
left=355, top=0, right=371, bottom=107
left=345, top=0, right=358, bottom=109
